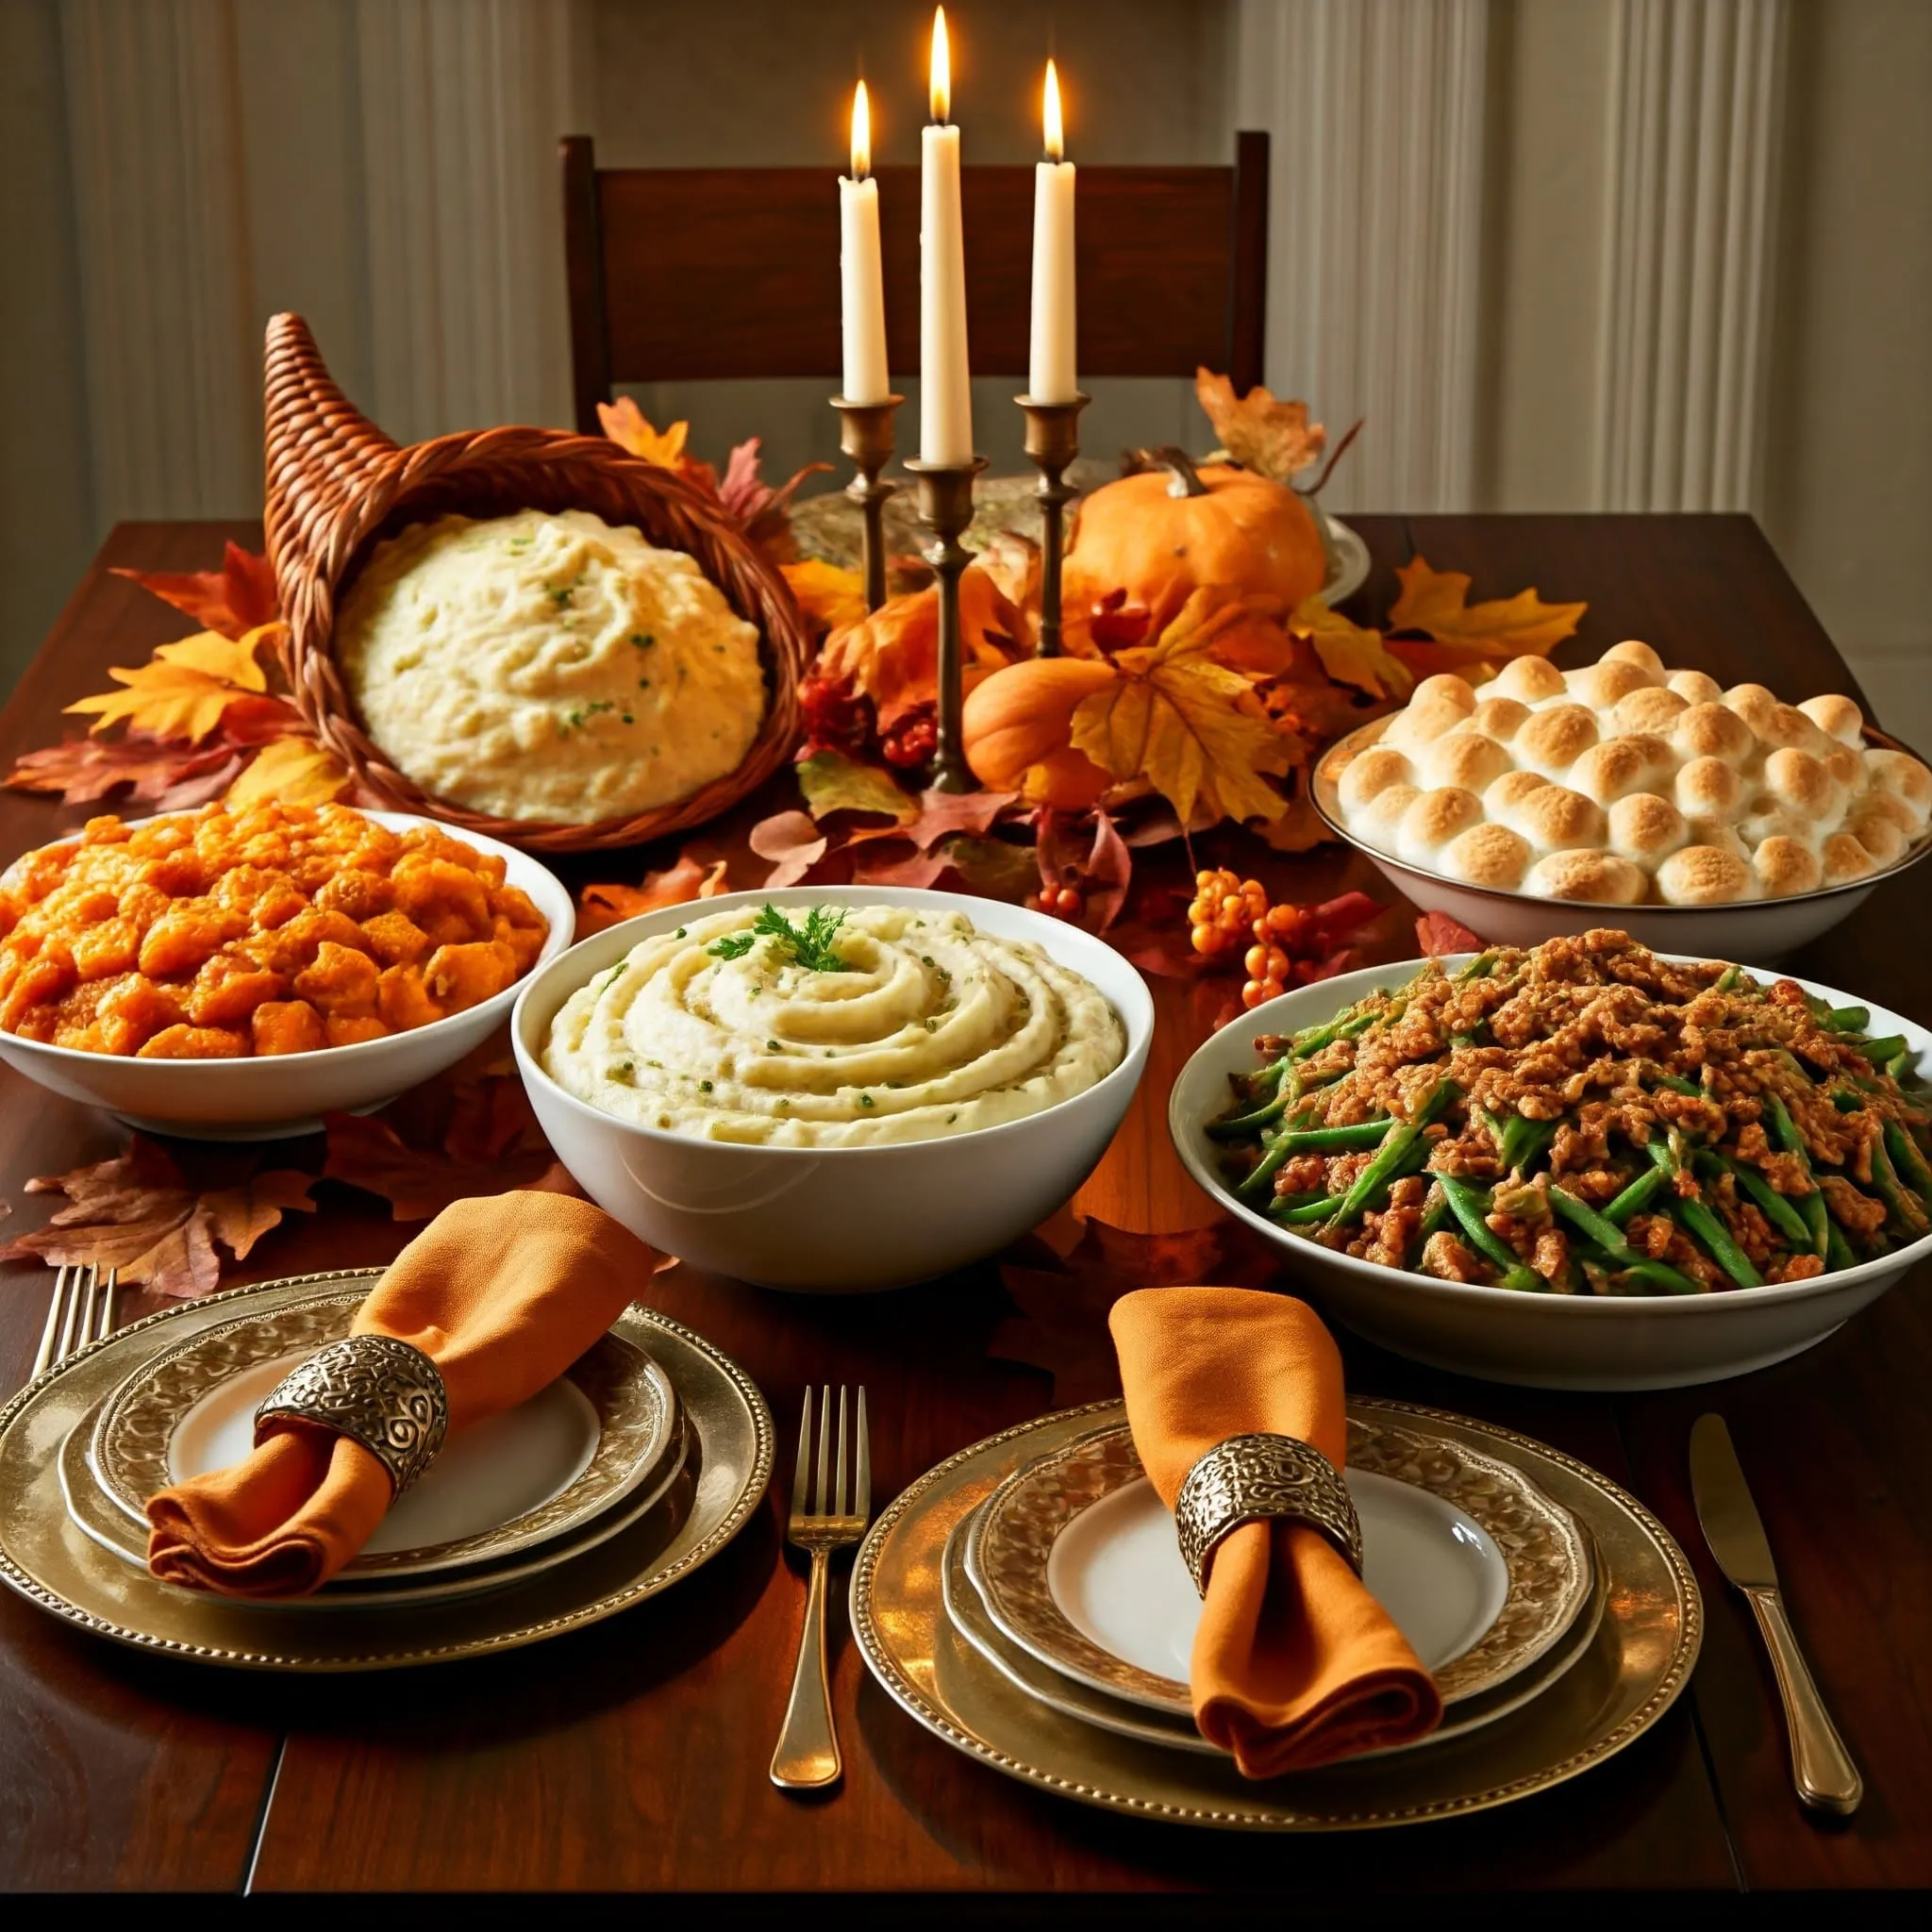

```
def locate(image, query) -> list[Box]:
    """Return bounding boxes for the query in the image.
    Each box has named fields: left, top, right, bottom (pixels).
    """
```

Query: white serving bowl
left=0, top=809, right=575, bottom=1141
left=511, top=885, right=1155, bottom=1292
left=1169, top=953, right=1932, bottom=1391
left=1313, top=717, right=1932, bottom=958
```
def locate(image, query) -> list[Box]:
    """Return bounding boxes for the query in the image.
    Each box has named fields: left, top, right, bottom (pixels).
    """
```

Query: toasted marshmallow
left=1865, top=749, right=1932, bottom=827
left=1758, top=704, right=1833, bottom=758
left=1685, top=818, right=1752, bottom=860
left=1525, top=850, right=1646, bottom=905
left=1468, top=695, right=1532, bottom=742
left=1515, top=703, right=1600, bottom=776
left=1571, top=733, right=1674, bottom=806
left=1607, top=791, right=1689, bottom=866
left=1740, top=806, right=1822, bottom=852
left=1565, top=659, right=1654, bottom=710
left=1503, top=783, right=1608, bottom=857
left=1409, top=673, right=1478, bottom=717
left=1420, top=727, right=1512, bottom=793
left=1397, top=788, right=1486, bottom=866
left=1822, top=832, right=1876, bottom=886
left=1668, top=670, right=1725, bottom=706
left=1485, top=768, right=1552, bottom=817
left=1844, top=810, right=1908, bottom=869
left=1676, top=755, right=1746, bottom=820
left=1603, top=640, right=1666, bottom=681
left=1800, top=693, right=1865, bottom=747
left=1724, top=682, right=1784, bottom=738
left=1762, top=747, right=1846, bottom=825
left=1614, top=686, right=1689, bottom=737
left=1852, top=787, right=1920, bottom=836
left=1355, top=782, right=1423, bottom=850
left=1438, top=823, right=1534, bottom=891
left=1657, top=844, right=1756, bottom=907
left=1384, top=692, right=1474, bottom=753
left=1491, top=656, right=1568, bottom=705
left=1337, top=745, right=1415, bottom=815
left=1674, top=702, right=1756, bottom=766
left=1824, top=742, right=1865, bottom=790
left=1754, top=835, right=1823, bottom=898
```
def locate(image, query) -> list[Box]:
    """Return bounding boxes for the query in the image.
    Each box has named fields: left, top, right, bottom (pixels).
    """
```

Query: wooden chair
left=559, top=132, right=1269, bottom=435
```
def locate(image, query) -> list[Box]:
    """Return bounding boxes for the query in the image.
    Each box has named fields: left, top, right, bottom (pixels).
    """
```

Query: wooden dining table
left=3, top=512, right=1929, bottom=1909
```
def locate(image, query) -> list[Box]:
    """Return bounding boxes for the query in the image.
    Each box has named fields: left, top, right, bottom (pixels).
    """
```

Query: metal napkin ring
left=1174, top=1430, right=1364, bottom=1594
left=254, top=1335, right=450, bottom=1498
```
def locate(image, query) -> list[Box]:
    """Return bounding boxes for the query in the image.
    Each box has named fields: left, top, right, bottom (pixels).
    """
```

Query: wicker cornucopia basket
left=263, top=312, right=808, bottom=853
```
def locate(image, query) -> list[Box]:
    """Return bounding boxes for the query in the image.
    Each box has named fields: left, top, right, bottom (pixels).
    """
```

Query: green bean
left=1830, top=1087, right=1864, bottom=1113
left=1869, top=1132, right=1929, bottom=1238
left=1208, top=1081, right=1291, bottom=1139
left=1645, top=1136, right=1677, bottom=1175
left=1455, top=952, right=1497, bottom=983
left=1856, top=1034, right=1908, bottom=1067
left=1271, top=1193, right=1342, bottom=1224
left=1234, top=1128, right=1303, bottom=1207
left=1328, top=1080, right=1459, bottom=1225
left=1438, top=1175, right=1543, bottom=1291
left=1882, top=1051, right=1913, bottom=1083
left=1714, top=964, right=1742, bottom=993
left=1501, top=1114, right=1557, bottom=1175
left=1671, top=1197, right=1762, bottom=1290
left=1277, top=1117, right=1396, bottom=1153
left=1825, top=1222, right=1858, bottom=1272
left=1614, top=1258, right=1707, bottom=1296
left=1474, top=1106, right=1509, bottom=1157
left=1692, top=1150, right=1813, bottom=1248
left=1653, top=1072, right=1704, bottom=1098
left=1799, top=1191, right=1830, bottom=1260
left=1602, top=1164, right=1669, bottom=1225
left=1824, top=1005, right=1871, bottom=1033
left=1548, top=1185, right=1638, bottom=1262
left=1884, top=1119, right=1932, bottom=1200
left=1265, top=1191, right=1324, bottom=1218
left=1418, top=1181, right=1453, bottom=1241
left=1770, top=1086, right=1831, bottom=1260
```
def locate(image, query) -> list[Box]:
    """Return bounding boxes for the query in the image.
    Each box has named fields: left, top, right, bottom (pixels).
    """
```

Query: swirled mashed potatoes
left=337, top=508, right=765, bottom=824
left=543, top=904, right=1124, bottom=1145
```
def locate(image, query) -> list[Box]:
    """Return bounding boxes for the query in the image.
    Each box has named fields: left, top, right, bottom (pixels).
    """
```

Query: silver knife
left=1690, top=1412, right=1862, bottom=1816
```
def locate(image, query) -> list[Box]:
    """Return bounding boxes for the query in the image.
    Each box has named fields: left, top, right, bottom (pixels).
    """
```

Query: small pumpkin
left=962, top=656, right=1116, bottom=808
left=1062, top=448, right=1327, bottom=624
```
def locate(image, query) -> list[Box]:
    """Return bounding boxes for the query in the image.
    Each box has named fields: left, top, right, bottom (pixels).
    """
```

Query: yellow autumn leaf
left=66, top=625, right=276, bottom=743
left=1194, top=367, right=1325, bottom=483
left=782, top=558, right=867, bottom=633
left=1069, top=591, right=1291, bottom=825
left=597, top=396, right=690, bottom=468
left=224, top=736, right=350, bottom=809
left=1288, top=594, right=1413, bottom=701
left=1388, top=557, right=1586, bottom=657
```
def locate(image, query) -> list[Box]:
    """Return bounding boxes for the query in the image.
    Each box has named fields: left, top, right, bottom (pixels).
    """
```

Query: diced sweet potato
left=362, top=909, right=431, bottom=966
left=377, top=964, right=444, bottom=1032
left=251, top=1000, right=326, bottom=1056
left=138, top=908, right=235, bottom=978
left=71, top=917, right=139, bottom=980
left=424, top=940, right=518, bottom=1012
left=294, top=940, right=381, bottom=1014
left=318, top=869, right=395, bottom=922
left=325, top=1012, right=391, bottom=1047
left=137, top=1023, right=249, bottom=1059
left=189, top=959, right=289, bottom=1027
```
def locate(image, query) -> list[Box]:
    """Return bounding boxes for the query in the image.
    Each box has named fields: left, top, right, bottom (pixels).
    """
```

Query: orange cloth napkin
left=146, top=1193, right=653, bottom=1598
left=1108, top=1286, right=1442, bottom=1776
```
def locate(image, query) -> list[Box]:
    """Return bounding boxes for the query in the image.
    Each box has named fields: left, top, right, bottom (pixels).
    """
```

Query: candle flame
left=930, top=7, right=950, bottom=124
left=1043, top=58, right=1063, bottom=161
left=851, top=79, right=871, bottom=177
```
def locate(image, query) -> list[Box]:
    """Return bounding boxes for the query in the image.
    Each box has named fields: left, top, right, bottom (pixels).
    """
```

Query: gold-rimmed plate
left=0, top=1270, right=774, bottom=1672
left=89, top=1289, right=678, bottom=1579
left=852, top=1398, right=1700, bottom=1831
left=963, top=1407, right=1592, bottom=1720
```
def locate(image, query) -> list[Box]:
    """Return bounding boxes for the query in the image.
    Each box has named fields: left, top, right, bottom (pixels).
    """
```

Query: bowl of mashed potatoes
left=512, top=888, right=1154, bottom=1291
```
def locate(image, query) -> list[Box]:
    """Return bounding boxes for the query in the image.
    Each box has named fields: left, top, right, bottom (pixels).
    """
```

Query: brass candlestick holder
left=1016, top=391, right=1090, bottom=657
left=904, top=454, right=990, bottom=792
left=830, top=394, right=904, bottom=612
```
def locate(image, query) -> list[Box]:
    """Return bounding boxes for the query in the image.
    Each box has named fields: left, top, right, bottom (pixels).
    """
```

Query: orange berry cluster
left=1027, top=882, right=1085, bottom=919
left=1241, top=900, right=1311, bottom=1008
left=1187, top=869, right=1266, bottom=959
left=1188, top=869, right=1350, bottom=1008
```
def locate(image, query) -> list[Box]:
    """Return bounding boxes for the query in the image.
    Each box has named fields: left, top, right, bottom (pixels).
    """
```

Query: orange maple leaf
left=1068, top=591, right=1291, bottom=825
left=782, top=558, right=867, bottom=634
left=1288, top=594, right=1414, bottom=702
left=1388, top=557, right=1586, bottom=658
left=1194, top=368, right=1326, bottom=483
left=111, top=541, right=280, bottom=641
left=65, top=624, right=279, bottom=744
left=597, top=396, right=691, bottom=469
left=224, top=736, right=352, bottom=809
left=577, top=854, right=731, bottom=936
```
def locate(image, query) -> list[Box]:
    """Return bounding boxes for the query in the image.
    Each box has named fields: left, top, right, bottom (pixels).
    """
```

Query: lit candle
left=920, top=7, right=973, bottom=464
left=1028, top=59, right=1076, bottom=403
left=839, top=82, right=889, bottom=404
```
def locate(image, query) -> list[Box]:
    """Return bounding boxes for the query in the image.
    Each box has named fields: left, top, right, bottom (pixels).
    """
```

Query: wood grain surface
left=2, top=516, right=1925, bottom=1900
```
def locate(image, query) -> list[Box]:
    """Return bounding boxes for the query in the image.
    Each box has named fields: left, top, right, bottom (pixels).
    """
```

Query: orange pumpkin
left=962, top=656, right=1116, bottom=808
left=1062, top=449, right=1326, bottom=625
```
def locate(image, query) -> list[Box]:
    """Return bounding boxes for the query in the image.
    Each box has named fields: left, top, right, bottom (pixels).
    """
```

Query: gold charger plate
left=0, top=1270, right=774, bottom=1671
left=852, top=1398, right=1700, bottom=1830
left=89, top=1289, right=678, bottom=1578
left=963, top=1407, right=1592, bottom=1719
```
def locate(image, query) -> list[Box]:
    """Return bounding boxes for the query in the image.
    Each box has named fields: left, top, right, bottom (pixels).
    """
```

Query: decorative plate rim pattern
left=89, top=1289, right=677, bottom=1577
left=966, top=1406, right=1592, bottom=1715
left=0, top=1269, right=774, bottom=1672
left=851, top=1396, right=1702, bottom=1831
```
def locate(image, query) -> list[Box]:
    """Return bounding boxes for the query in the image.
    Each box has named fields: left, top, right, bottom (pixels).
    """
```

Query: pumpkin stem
left=1125, top=445, right=1211, bottom=498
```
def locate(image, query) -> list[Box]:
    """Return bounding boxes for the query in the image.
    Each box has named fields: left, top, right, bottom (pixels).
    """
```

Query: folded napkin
left=1108, top=1286, right=1441, bottom=1775
left=146, top=1192, right=653, bottom=1598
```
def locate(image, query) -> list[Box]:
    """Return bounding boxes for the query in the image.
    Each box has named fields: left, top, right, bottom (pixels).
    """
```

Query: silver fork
left=770, top=1384, right=870, bottom=1791
left=31, top=1263, right=119, bottom=1379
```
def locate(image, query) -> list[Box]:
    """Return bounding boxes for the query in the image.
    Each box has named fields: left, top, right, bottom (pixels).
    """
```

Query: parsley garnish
left=709, top=904, right=850, bottom=973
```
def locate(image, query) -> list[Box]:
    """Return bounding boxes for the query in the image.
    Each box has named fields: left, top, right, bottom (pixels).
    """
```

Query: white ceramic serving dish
left=1169, top=952, right=1932, bottom=1391
left=512, top=885, right=1155, bottom=1292
left=0, top=809, right=574, bottom=1140
left=1312, top=717, right=1932, bottom=958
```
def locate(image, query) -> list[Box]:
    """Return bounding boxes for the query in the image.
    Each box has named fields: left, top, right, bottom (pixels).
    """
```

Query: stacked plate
left=853, top=1397, right=1703, bottom=1830
left=0, top=1269, right=774, bottom=1669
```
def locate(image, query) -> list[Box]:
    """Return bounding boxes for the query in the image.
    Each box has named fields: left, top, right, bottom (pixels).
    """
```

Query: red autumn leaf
left=1034, top=808, right=1134, bottom=934
left=111, top=541, right=280, bottom=641
left=0, top=1137, right=314, bottom=1299
left=1416, top=909, right=1486, bottom=958
left=749, top=809, right=831, bottom=888
left=579, top=855, right=731, bottom=936
left=5, top=734, right=242, bottom=808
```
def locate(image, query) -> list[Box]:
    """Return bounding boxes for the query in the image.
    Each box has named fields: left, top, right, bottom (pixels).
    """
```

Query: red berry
left=1054, top=887, right=1083, bottom=915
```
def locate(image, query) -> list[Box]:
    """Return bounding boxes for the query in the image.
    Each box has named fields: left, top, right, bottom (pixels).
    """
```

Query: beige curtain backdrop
left=1, top=0, right=1926, bottom=738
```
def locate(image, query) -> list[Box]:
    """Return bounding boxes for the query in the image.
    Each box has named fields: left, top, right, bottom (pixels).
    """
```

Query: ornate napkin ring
left=1174, top=1431, right=1363, bottom=1595
left=254, top=1336, right=449, bottom=1498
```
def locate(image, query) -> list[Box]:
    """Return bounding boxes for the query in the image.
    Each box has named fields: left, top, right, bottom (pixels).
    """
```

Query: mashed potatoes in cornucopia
left=337, top=508, right=765, bottom=824
left=1325, top=641, right=1932, bottom=904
